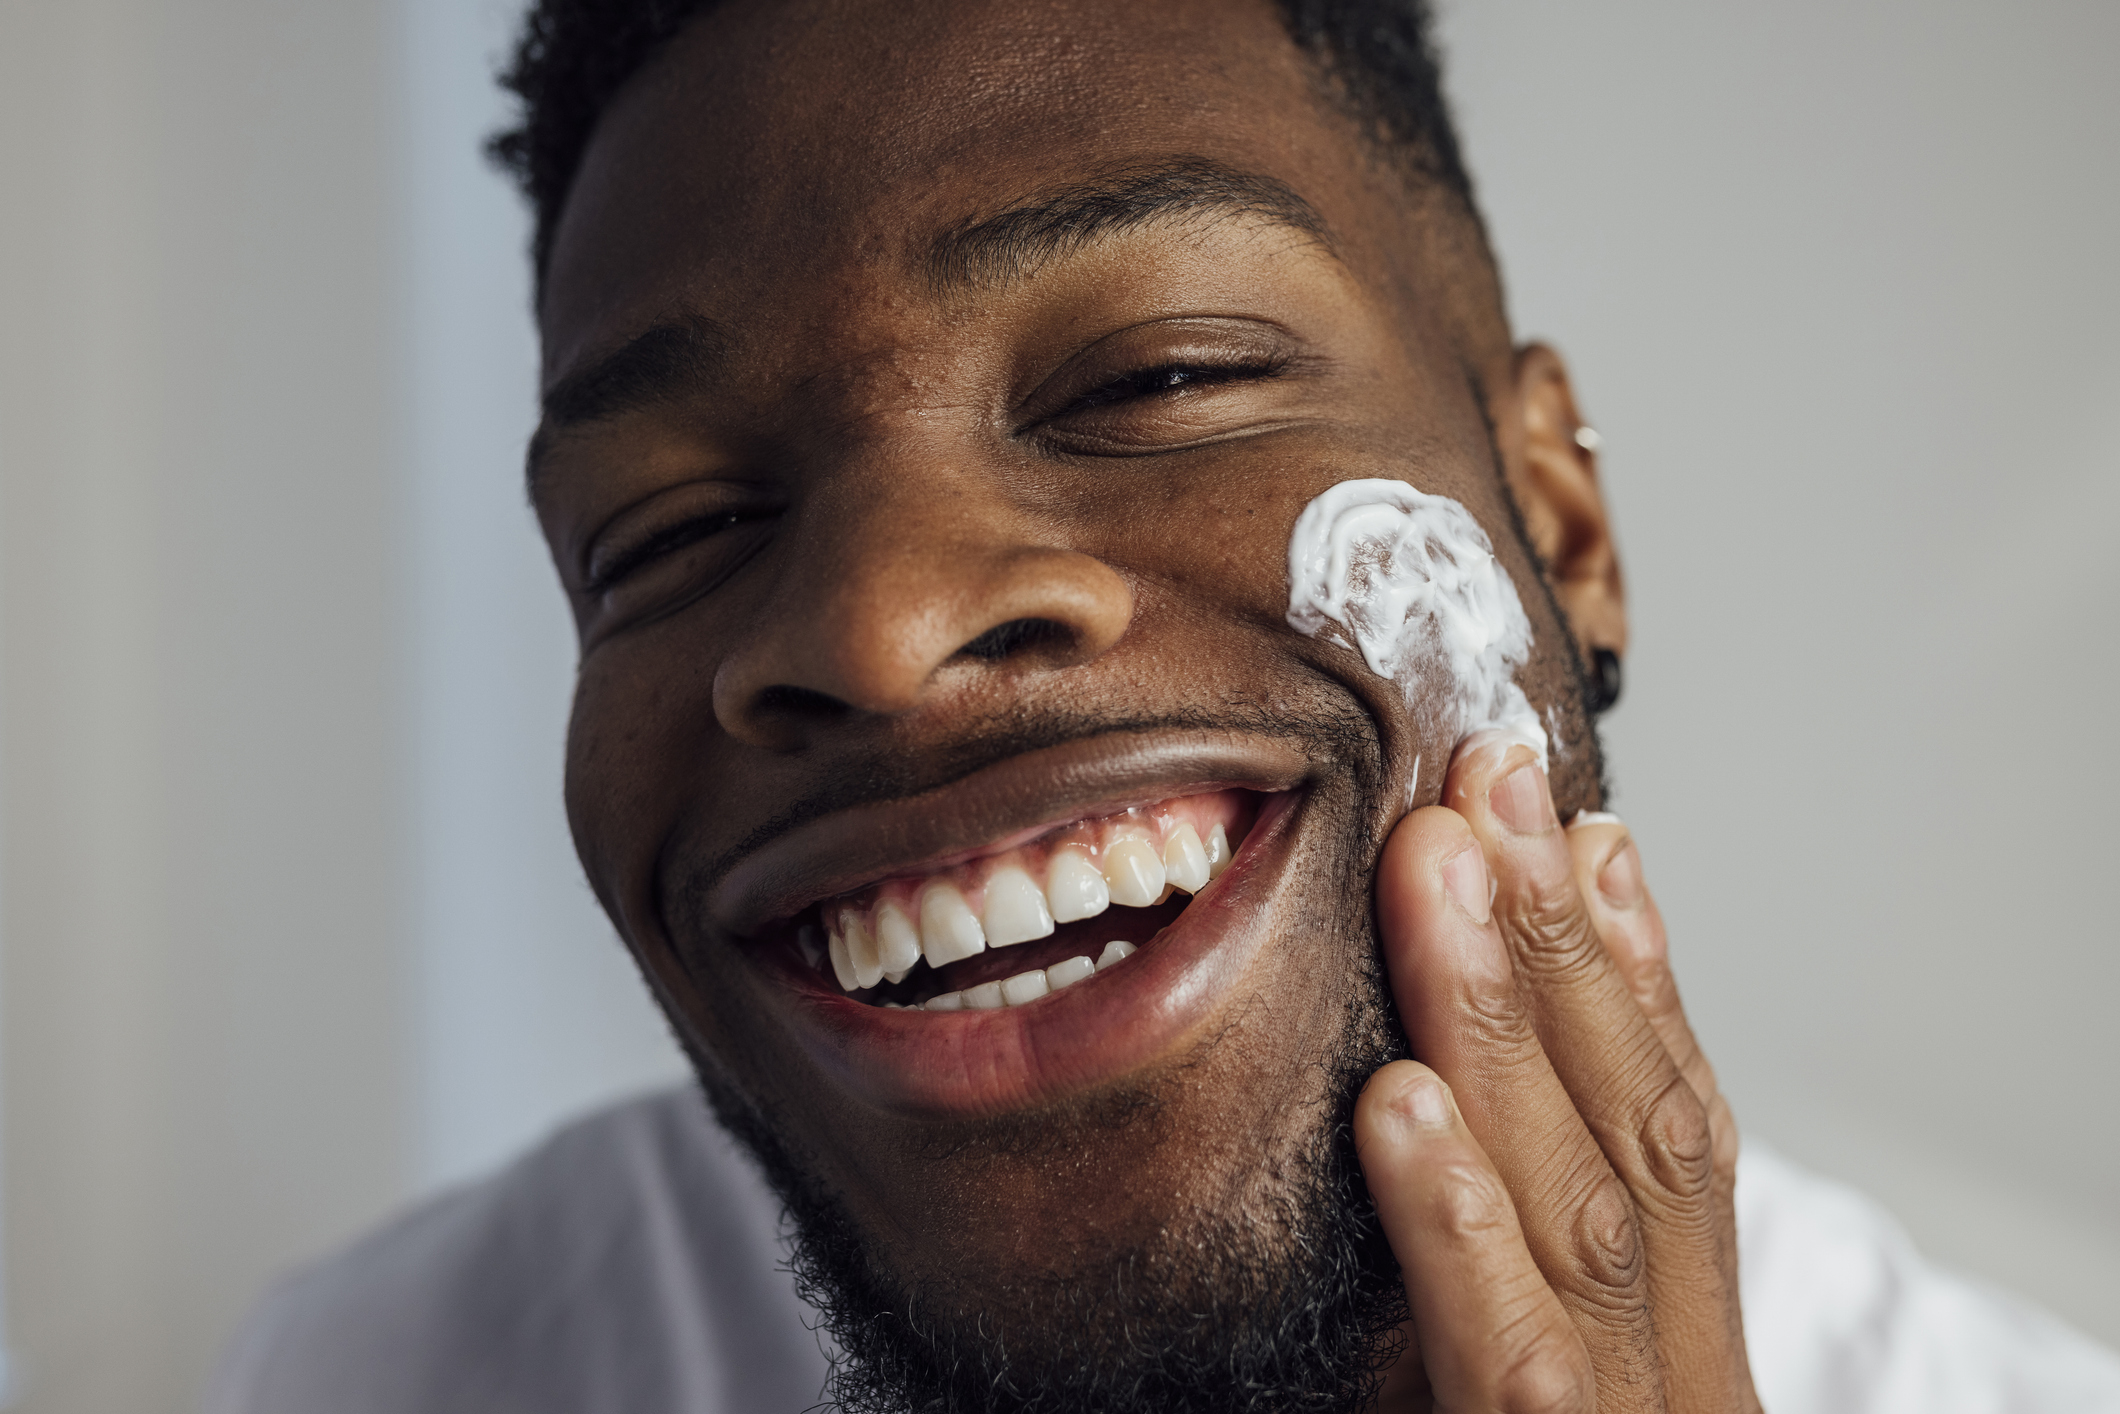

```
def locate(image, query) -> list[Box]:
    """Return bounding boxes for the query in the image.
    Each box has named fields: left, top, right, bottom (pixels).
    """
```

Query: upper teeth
left=820, top=802, right=1238, bottom=997
left=1045, top=850, right=1109, bottom=921
left=1100, top=837, right=1165, bottom=907
left=980, top=866, right=1054, bottom=946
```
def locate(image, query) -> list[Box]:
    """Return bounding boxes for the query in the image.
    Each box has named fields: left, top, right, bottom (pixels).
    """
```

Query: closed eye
left=1057, top=358, right=1286, bottom=417
left=586, top=508, right=761, bottom=593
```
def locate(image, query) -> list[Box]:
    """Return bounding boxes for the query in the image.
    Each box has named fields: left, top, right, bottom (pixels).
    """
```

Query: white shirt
left=209, top=1086, right=2120, bottom=1414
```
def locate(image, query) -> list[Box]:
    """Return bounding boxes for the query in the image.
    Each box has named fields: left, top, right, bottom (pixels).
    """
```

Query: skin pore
left=529, top=0, right=1750, bottom=1409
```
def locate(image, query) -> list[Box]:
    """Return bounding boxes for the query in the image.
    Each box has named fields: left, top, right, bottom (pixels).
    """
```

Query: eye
left=573, top=481, right=785, bottom=640
left=585, top=508, right=765, bottom=593
left=1026, top=349, right=1299, bottom=457
left=1015, top=317, right=1305, bottom=454
left=1057, top=358, right=1285, bottom=417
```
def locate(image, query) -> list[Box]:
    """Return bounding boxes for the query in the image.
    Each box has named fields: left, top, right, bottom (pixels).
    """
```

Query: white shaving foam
left=1285, top=478, right=1547, bottom=767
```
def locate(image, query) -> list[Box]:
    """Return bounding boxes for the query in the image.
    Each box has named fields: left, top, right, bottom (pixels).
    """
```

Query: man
left=214, top=2, right=2120, bottom=1411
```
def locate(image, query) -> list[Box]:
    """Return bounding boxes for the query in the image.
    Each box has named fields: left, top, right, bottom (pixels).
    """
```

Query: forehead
left=539, top=0, right=1378, bottom=372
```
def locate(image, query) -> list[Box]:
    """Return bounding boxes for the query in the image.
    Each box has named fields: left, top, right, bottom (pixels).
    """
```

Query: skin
left=530, top=0, right=1758, bottom=1406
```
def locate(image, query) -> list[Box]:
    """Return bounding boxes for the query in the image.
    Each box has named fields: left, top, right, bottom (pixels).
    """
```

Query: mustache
left=689, top=696, right=1385, bottom=911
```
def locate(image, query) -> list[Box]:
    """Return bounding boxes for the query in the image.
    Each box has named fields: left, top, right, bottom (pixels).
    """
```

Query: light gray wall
left=0, top=2, right=2111, bottom=1410
left=1439, top=0, right=2120, bottom=1344
left=0, top=3, right=682, bottom=1408
left=0, top=3, right=412, bottom=1410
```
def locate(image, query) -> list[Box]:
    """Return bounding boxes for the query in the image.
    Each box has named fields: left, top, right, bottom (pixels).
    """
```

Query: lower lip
left=755, top=791, right=1305, bottom=1119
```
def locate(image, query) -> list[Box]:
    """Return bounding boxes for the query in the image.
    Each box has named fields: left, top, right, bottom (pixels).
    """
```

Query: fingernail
left=1442, top=843, right=1491, bottom=924
left=1396, top=1074, right=1455, bottom=1130
left=1598, top=840, right=1645, bottom=909
left=1489, top=758, right=1552, bottom=834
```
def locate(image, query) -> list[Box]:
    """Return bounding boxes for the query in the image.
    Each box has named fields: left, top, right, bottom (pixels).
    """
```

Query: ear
left=1499, top=342, right=1626, bottom=662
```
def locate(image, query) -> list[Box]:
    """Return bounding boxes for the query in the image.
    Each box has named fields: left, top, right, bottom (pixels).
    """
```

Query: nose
left=710, top=469, right=1134, bottom=751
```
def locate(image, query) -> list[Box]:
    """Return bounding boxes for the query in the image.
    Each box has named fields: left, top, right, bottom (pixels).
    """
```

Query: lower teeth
left=886, top=940, right=1138, bottom=1012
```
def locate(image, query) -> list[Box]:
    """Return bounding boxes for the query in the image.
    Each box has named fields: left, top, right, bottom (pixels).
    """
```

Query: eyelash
left=1061, top=356, right=1287, bottom=416
left=586, top=509, right=753, bottom=594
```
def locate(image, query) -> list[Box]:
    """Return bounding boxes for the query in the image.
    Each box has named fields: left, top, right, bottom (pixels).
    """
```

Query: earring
left=1586, top=647, right=1622, bottom=715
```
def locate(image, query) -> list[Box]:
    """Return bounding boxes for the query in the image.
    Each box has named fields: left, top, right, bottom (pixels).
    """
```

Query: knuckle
left=1489, top=1315, right=1597, bottom=1414
left=1427, top=1160, right=1517, bottom=1243
left=1637, top=1075, right=1717, bottom=1203
left=1460, top=973, right=1543, bottom=1056
left=1626, top=950, right=1679, bottom=1012
left=1501, top=880, right=1604, bottom=975
left=1565, top=1169, right=1646, bottom=1303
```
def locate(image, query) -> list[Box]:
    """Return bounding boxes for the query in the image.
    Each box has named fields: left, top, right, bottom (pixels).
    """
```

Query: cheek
left=1083, top=439, right=1387, bottom=630
left=562, top=639, right=723, bottom=900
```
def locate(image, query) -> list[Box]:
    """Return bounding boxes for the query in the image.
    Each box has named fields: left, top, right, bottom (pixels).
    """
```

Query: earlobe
left=1502, top=343, right=1627, bottom=671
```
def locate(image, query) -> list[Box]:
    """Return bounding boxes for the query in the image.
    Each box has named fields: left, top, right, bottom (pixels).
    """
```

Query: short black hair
left=488, top=0, right=1479, bottom=287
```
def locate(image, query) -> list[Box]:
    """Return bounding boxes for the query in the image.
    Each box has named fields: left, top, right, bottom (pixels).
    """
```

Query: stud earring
left=1587, top=647, right=1622, bottom=715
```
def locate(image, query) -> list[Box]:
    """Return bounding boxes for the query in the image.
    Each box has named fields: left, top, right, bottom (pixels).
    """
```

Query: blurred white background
left=0, top=0, right=2112, bottom=1409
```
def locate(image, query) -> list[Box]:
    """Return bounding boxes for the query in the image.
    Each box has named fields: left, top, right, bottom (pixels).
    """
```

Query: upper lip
left=710, top=728, right=1313, bottom=937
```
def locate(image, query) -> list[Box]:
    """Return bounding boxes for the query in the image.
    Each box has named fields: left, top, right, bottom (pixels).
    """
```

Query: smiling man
left=212, top=2, right=2120, bottom=1413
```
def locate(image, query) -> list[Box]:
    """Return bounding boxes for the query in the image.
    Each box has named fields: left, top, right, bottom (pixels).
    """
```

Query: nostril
left=753, top=684, right=849, bottom=723
left=955, top=618, right=1072, bottom=663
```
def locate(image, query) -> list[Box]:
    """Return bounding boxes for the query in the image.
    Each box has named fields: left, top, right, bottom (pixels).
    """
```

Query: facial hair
left=676, top=694, right=1415, bottom=1412
left=699, top=951, right=1410, bottom=1414
left=665, top=628, right=1609, bottom=1411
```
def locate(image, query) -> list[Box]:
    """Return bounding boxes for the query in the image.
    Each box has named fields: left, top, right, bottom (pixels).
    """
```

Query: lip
left=754, top=787, right=1306, bottom=1118
left=709, top=728, right=1319, bottom=1120
left=711, top=728, right=1313, bottom=935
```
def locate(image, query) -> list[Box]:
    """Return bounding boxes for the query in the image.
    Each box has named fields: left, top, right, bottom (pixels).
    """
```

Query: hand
left=1356, top=741, right=1759, bottom=1413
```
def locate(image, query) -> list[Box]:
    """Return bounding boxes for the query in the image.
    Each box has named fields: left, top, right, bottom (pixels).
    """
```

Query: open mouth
left=794, top=789, right=1262, bottom=1012
left=713, top=731, right=1313, bottom=1115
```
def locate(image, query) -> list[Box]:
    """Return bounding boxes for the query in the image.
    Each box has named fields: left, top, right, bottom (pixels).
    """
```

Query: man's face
left=532, top=0, right=1603, bottom=1401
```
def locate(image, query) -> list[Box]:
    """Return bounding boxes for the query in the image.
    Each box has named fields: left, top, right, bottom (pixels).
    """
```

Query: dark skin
left=531, top=0, right=1757, bottom=1407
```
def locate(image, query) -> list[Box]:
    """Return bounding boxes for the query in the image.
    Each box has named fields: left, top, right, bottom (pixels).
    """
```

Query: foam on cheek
left=1285, top=478, right=1549, bottom=771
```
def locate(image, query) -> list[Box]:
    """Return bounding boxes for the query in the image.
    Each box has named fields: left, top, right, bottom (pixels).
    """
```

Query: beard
left=700, top=956, right=1411, bottom=1414
left=685, top=705, right=1415, bottom=1412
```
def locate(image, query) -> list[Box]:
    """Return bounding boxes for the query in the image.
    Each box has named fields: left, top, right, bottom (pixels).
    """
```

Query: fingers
left=1442, top=748, right=1707, bottom=1207
left=1442, top=739, right=1748, bottom=1413
left=1357, top=1061, right=1593, bottom=1414
left=1376, top=805, right=1665, bottom=1401
left=1565, top=821, right=1738, bottom=1188
left=1563, top=821, right=1714, bottom=1113
left=1566, top=817, right=1758, bottom=1411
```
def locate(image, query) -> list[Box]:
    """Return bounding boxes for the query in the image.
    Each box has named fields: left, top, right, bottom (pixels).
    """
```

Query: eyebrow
left=539, top=317, right=730, bottom=432
left=528, top=317, right=731, bottom=486
left=529, top=159, right=1335, bottom=485
left=926, top=157, right=1336, bottom=291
